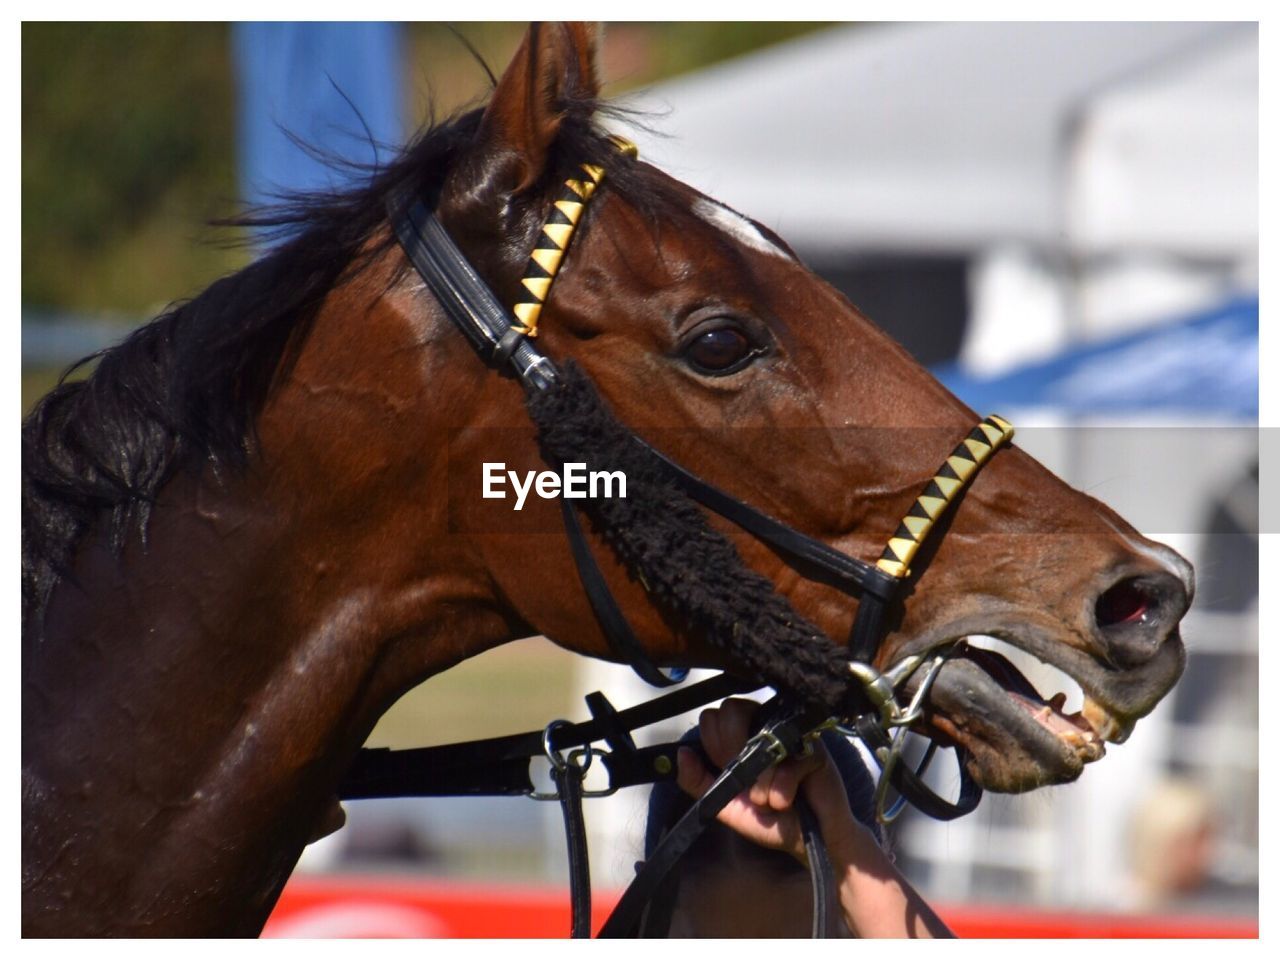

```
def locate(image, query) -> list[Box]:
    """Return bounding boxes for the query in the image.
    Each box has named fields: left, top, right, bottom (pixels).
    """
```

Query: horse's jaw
left=893, top=617, right=1186, bottom=794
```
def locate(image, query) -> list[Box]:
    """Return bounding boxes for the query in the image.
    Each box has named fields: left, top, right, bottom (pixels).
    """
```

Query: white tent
left=623, top=22, right=1255, bottom=258
left=1066, top=29, right=1258, bottom=259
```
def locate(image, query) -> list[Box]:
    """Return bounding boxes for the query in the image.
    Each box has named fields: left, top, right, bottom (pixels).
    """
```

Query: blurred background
left=22, top=22, right=1257, bottom=937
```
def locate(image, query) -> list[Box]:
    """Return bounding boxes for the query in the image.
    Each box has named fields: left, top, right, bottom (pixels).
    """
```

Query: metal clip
left=744, top=728, right=789, bottom=765
left=568, top=746, right=619, bottom=798
left=847, top=661, right=900, bottom=728
left=527, top=719, right=574, bottom=801
left=848, top=642, right=961, bottom=730
left=844, top=644, right=963, bottom=824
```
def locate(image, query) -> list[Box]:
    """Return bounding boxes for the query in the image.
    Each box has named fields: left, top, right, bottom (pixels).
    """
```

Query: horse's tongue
left=1008, top=690, right=1105, bottom=760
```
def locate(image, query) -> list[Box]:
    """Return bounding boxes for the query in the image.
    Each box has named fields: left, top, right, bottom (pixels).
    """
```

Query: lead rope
left=555, top=765, right=592, bottom=937
left=543, top=722, right=595, bottom=937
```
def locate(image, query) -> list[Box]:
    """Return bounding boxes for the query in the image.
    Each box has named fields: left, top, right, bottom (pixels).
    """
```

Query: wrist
left=825, top=818, right=885, bottom=870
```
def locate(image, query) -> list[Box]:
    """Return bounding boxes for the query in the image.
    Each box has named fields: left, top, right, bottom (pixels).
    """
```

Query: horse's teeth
left=1082, top=696, right=1135, bottom=744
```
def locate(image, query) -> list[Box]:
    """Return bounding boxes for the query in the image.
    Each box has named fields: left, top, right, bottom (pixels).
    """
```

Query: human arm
left=676, top=698, right=953, bottom=938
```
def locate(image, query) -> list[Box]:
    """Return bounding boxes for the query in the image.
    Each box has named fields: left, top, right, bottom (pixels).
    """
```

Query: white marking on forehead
left=691, top=198, right=791, bottom=260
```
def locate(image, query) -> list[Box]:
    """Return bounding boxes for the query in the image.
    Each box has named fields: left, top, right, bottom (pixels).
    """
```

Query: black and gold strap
left=509, top=135, right=638, bottom=340
left=877, top=415, right=1016, bottom=578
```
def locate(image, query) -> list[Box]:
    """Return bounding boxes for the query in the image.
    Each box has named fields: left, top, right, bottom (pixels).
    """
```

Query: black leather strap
left=888, top=747, right=982, bottom=821
left=553, top=763, right=593, bottom=937
left=597, top=701, right=819, bottom=938
left=798, top=798, right=835, bottom=937
left=339, top=674, right=756, bottom=801
left=560, top=497, right=685, bottom=688
left=635, top=852, right=683, bottom=937
left=597, top=734, right=783, bottom=937
left=393, top=197, right=559, bottom=392
left=853, top=715, right=983, bottom=822
left=847, top=591, right=889, bottom=665
left=638, top=438, right=901, bottom=603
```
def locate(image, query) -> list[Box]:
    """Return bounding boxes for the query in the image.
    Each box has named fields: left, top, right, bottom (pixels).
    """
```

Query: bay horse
left=22, top=23, right=1192, bottom=936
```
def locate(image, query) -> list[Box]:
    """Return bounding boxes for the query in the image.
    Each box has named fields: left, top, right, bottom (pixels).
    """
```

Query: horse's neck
left=22, top=282, right=515, bottom=935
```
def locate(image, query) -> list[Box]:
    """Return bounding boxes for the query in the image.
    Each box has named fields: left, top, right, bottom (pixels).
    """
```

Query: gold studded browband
left=512, top=134, right=1015, bottom=583
left=509, top=134, right=639, bottom=339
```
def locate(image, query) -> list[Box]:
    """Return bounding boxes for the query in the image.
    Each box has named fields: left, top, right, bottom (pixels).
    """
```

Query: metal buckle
left=743, top=725, right=791, bottom=765
left=569, top=746, right=618, bottom=798
left=527, top=720, right=616, bottom=800
left=845, top=642, right=959, bottom=729
left=519, top=353, right=558, bottom=382
left=846, top=661, right=900, bottom=728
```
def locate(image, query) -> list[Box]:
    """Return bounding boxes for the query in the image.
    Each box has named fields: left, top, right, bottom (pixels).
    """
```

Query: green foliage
left=22, top=22, right=833, bottom=317
left=22, top=23, right=245, bottom=313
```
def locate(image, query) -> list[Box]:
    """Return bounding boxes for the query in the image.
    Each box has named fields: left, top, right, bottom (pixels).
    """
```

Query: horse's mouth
left=913, top=641, right=1102, bottom=791
left=896, top=630, right=1179, bottom=794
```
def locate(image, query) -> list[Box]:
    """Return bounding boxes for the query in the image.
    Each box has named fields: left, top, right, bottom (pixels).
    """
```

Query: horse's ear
left=463, top=22, right=602, bottom=203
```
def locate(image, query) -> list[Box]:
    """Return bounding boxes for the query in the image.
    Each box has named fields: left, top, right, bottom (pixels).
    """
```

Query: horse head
left=426, top=24, right=1191, bottom=794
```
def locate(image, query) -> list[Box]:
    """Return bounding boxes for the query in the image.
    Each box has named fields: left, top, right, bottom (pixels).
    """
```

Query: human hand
left=675, top=698, right=860, bottom=864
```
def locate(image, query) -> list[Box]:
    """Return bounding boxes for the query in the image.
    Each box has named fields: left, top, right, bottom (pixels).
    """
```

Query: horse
left=22, top=22, right=1192, bottom=936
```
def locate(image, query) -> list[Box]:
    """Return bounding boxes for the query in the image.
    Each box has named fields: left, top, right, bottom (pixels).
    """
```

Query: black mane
left=21, top=97, right=655, bottom=648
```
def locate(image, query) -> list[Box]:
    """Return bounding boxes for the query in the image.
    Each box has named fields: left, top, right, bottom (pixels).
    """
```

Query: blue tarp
left=233, top=23, right=403, bottom=227
left=934, top=295, right=1258, bottom=419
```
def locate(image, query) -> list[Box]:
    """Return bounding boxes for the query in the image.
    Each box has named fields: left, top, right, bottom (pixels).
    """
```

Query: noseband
left=339, top=136, right=1014, bottom=936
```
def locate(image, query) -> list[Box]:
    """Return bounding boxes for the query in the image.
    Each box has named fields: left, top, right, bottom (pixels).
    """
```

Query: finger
left=768, top=749, right=825, bottom=810
left=676, top=746, right=716, bottom=799
left=766, top=758, right=802, bottom=810
left=749, top=764, right=777, bottom=807
left=715, top=698, right=754, bottom=762
left=801, top=751, right=856, bottom=824
left=698, top=708, right=724, bottom=769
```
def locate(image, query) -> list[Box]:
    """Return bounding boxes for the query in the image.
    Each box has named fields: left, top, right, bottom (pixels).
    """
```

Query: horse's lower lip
left=912, top=644, right=1107, bottom=777
left=957, top=646, right=1101, bottom=749
left=925, top=637, right=1134, bottom=744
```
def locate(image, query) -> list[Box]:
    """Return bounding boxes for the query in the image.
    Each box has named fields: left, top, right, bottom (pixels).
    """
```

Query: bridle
left=337, top=135, right=1015, bottom=937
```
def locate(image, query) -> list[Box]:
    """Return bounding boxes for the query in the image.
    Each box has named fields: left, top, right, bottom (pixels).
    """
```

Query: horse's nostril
left=1096, top=578, right=1153, bottom=629
left=1092, top=571, right=1188, bottom=669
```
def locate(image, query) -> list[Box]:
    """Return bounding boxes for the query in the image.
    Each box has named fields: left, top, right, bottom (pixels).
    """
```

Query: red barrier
left=264, top=876, right=1257, bottom=938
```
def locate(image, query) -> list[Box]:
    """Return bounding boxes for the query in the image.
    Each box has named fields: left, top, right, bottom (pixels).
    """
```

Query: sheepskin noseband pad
left=525, top=360, right=855, bottom=714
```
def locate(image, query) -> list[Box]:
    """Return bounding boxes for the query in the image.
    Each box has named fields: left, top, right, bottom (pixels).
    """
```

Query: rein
left=338, top=136, right=1014, bottom=936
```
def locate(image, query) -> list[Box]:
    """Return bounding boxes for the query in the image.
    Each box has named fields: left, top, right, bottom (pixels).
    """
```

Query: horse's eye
left=683, top=326, right=759, bottom=375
